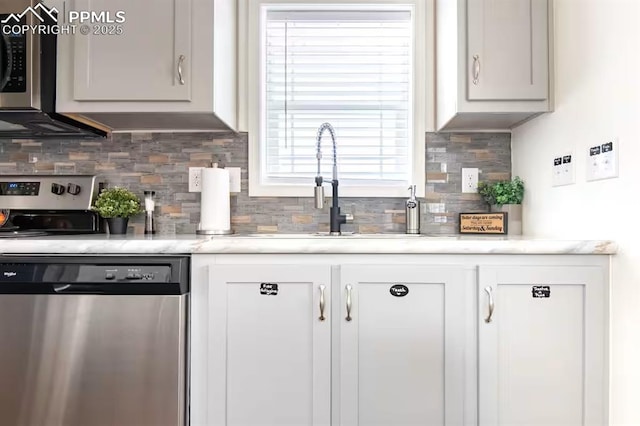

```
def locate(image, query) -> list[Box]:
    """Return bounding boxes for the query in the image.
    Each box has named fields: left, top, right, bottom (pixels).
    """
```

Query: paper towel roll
left=200, top=167, right=231, bottom=233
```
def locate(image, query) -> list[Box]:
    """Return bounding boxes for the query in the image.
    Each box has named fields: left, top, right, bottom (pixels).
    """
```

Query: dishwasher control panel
left=78, top=266, right=172, bottom=283
left=0, top=257, right=189, bottom=295
left=0, top=264, right=171, bottom=283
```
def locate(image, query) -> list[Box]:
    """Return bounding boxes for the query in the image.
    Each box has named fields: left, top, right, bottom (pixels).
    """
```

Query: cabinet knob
left=472, top=54, right=481, bottom=85
left=177, top=55, right=186, bottom=85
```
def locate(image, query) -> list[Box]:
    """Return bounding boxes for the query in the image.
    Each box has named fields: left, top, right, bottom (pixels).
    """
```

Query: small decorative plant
left=93, top=186, right=142, bottom=218
left=477, top=176, right=525, bottom=207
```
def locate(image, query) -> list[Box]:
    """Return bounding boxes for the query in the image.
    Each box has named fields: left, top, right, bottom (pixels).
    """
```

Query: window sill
left=248, top=183, right=425, bottom=198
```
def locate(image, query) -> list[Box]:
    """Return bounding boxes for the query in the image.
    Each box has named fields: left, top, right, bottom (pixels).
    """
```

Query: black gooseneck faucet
left=314, top=123, right=353, bottom=235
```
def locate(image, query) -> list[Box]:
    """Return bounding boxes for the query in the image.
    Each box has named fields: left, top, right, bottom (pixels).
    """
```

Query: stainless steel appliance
left=0, top=174, right=103, bottom=237
left=0, top=0, right=106, bottom=138
left=0, top=255, right=190, bottom=426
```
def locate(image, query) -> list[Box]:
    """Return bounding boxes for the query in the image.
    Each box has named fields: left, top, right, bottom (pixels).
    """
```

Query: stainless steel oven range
left=0, top=174, right=103, bottom=238
left=0, top=255, right=190, bottom=426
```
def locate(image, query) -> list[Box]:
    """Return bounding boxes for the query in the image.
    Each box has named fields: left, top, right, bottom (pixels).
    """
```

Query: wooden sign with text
left=459, top=213, right=507, bottom=235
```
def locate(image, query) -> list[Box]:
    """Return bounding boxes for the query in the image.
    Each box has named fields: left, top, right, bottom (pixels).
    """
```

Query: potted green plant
left=477, top=176, right=524, bottom=235
left=92, top=186, right=142, bottom=234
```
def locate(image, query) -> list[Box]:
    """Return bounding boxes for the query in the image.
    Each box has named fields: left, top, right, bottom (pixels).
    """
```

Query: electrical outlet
left=461, top=168, right=479, bottom=193
left=189, top=167, right=203, bottom=192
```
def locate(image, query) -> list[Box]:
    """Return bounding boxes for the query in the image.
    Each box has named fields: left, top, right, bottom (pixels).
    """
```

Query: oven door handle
left=0, top=33, right=12, bottom=91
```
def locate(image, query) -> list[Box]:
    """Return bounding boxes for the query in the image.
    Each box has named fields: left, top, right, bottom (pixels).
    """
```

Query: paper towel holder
left=196, top=162, right=234, bottom=236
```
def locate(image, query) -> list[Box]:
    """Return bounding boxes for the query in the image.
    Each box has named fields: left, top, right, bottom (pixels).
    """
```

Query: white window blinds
left=263, top=8, right=413, bottom=187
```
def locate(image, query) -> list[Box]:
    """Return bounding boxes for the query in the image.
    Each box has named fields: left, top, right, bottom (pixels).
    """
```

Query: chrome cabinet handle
left=345, top=284, right=353, bottom=322
left=318, top=285, right=326, bottom=321
left=177, top=55, right=186, bottom=85
left=472, top=54, right=480, bottom=85
left=484, top=286, right=494, bottom=323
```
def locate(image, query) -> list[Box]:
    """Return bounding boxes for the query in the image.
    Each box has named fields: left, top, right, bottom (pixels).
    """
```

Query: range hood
left=0, top=111, right=107, bottom=139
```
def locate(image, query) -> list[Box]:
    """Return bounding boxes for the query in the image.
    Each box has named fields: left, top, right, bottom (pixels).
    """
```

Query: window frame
left=240, top=0, right=434, bottom=198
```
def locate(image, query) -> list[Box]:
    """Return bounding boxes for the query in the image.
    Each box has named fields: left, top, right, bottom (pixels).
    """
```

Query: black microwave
left=0, top=14, right=27, bottom=94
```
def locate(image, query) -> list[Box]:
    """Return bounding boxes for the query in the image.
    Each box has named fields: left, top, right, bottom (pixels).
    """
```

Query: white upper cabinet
left=71, top=0, right=192, bottom=101
left=436, top=0, right=552, bottom=130
left=467, top=0, right=549, bottom=101
left=56, top=0, right=237, bottom=131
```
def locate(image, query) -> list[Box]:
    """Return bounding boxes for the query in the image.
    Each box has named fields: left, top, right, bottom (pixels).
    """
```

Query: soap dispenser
left=405, top=185, right=420, bottom=234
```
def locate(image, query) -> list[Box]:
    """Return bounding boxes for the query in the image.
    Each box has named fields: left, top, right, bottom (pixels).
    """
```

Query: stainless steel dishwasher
left=0, top=256, right=189, bottom=426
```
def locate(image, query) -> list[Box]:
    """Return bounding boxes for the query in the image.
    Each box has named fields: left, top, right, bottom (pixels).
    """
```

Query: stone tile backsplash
left=0, top=131, right=511, bottom=234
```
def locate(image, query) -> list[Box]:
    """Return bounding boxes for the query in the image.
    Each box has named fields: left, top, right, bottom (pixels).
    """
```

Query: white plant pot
left=491, top=204, right=522, bottom=235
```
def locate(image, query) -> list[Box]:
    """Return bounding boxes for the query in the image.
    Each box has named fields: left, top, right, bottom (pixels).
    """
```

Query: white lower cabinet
left=191, top=256, right=608, bottom=426
left=338, top=265, right=467, bottom=426
left=206, top=264, right=332, bottom=426
left=478, top=266, right=607, bottom=426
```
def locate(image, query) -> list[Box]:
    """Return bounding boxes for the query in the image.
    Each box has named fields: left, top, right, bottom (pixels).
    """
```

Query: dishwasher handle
left=48, top=282, right=184, bottom=295
left=0, top=282, right=186, bottom=295
left=53, top=284, right=106, bottom=294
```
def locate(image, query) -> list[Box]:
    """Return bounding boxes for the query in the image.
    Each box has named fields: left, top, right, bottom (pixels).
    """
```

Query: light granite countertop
left=0, top=233, right=617, bottom=255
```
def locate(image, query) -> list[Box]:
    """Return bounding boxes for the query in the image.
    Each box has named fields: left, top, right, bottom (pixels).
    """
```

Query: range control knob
left=67, top=183, right=81, bottom=195
left=51, top=183, right=65, bottom=195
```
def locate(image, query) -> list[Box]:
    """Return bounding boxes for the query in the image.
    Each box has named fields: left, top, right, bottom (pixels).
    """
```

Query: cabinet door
left=71, top=0, right=191, bottom=101
left=339, top=265, right=467, bottom=426
left=209, top=265, right=331, bottom=426
left=467, top=0, right=548, bottom=101
left=478, top=266, right=606, bottom=426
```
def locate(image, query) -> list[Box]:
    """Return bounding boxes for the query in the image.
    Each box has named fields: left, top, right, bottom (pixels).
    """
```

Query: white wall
left=511, top=0, right=640, bottom=424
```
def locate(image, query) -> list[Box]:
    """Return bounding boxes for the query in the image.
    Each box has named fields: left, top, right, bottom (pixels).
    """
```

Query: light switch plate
left=552, top=152, right=575, bottom=187
left=227, top=167, right=242, bottom=193
left=586, top=138, right=619, bottom=181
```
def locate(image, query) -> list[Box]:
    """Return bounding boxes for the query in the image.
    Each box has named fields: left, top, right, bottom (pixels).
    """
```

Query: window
left=243, top=1, right=431, bottom=197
